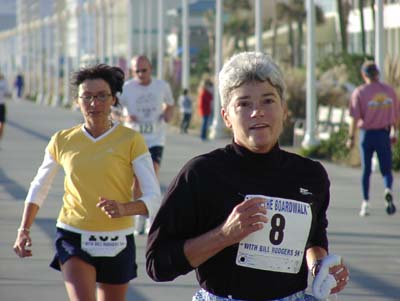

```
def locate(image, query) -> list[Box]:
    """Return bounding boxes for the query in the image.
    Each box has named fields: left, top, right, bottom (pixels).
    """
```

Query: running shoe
left=384, top=190, right=396, bottom=215
left=359, top=201, right=370, bottom=217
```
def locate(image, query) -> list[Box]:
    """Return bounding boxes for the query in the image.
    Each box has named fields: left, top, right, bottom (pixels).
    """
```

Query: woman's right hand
left=183, top=197, right=269, bottom=268
left=13, top=230, right=33, bottom=258
left=220, top=197, right=268, bottom=246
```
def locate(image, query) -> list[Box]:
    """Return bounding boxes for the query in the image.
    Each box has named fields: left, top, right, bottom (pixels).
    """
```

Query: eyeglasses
left=135, top=68, right=148, bottom=74
left=79, top=93, right=112, bottom=103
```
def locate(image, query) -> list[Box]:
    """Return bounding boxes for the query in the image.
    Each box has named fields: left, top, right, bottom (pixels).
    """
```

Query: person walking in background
left=146, top=52, right=349, bottom=301
left=13, top=64, right=161, bottom=301
left=179, top=88, right=192, bottom=134
left=14, top=73, right=24, bottom=99
left=0, top=72, right=10, bottom=147
left=119, top=55, right=175, bottom=235
left=346, top=61, right=399, bottom=217
left=197, top=78, right=213, bottom=141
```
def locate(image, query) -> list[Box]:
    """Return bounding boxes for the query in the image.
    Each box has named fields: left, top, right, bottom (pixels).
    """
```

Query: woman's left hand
left=97, top=197, right=125, bottom=218
left=329, top=262, right=350, bottom=294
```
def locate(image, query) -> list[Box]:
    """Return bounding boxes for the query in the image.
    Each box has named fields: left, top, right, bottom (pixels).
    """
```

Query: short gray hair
left=218, top=52, right=286, bottom=108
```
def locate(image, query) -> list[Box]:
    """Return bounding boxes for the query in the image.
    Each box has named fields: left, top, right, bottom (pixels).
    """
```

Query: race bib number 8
left=236, top=195, right=312, bottom=274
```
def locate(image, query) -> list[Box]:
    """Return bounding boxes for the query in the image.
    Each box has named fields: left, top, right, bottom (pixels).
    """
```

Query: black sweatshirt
left=146, top=142, right=330, bottom=300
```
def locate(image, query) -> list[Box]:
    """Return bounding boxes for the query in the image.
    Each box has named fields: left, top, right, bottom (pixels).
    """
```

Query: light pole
left=44, top=17, right=52, bottom=104
left=127, top=0, right=133, bottom=63
left=157, top=0, right=164, bottom=79
left=302, top=0, right=319, bottom=148
left=98, top=0, right=106, bottom=63
left=375, top=0, right=384, bottom=80
left=255, top=0, right=263, bottom=52
left=51, top=14, right=61, bottom=107
left=62, top=10, right=71, bottom=107
left=146, top=0, right=152, bottom=60
left=209, top=0, right=227, bottom=139
left=109, top=1, right=115, bottom=65
left=139, top=0, right=144, bottom=54
left=35, top=19, right=44, bottom=104
left=181, top=0, right=189, bottom=89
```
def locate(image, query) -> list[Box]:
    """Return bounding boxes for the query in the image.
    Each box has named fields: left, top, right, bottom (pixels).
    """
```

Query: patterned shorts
left=192, top=289, right=321, bottom=301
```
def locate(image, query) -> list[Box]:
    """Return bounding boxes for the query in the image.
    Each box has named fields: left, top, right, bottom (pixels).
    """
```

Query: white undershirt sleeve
left=132, top=152, right=161, bottom=219
left=25, top=150, right=60, bottom=207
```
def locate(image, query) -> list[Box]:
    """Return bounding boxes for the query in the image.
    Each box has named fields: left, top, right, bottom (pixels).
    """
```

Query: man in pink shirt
left=347, top=61, right=398, bottom=216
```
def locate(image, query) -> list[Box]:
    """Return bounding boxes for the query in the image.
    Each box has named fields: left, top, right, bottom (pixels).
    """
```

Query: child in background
left=179, top=88, right=192, bottom=134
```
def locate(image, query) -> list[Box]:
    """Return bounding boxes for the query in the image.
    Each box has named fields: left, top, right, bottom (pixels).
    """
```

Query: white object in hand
left=312, top=254, right=342, bottom=300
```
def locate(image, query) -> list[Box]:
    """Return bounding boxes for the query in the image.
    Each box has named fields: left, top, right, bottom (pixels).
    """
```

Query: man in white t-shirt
left=119, top=55, right=175, bottom=234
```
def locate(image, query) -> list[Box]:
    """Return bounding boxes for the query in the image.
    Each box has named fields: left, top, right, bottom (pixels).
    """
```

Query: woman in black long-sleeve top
left=146, top=52, right=349, bottom=301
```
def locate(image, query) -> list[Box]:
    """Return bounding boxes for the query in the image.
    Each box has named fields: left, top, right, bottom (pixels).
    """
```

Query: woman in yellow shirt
left=13, top=64, right=161, bottom=301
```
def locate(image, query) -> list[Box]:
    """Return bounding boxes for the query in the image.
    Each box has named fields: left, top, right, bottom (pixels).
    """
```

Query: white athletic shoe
left=359, top=201, right=370, bottom=217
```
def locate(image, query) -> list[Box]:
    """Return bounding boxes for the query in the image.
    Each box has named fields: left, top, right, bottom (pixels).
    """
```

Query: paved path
left=0, top=99, right=399, bottom=300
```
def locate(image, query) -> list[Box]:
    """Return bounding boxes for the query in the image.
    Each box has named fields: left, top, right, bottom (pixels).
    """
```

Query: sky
left=0, top=0, right=16, bottom=14
left=0, top=0, right=16, bottom=30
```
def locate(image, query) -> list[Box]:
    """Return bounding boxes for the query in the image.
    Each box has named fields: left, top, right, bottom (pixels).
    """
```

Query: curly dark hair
left=71, top=64, right=125, bottom=106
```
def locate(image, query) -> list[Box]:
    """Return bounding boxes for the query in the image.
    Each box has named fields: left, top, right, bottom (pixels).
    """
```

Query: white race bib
left=127, top=121, right=159, bottom=135
left=138, top=122, right=158, bottom=134
left=81, top=232, right=127, bottom=257
left=236, top=194, right=312, bottom=274
left=125, top=121, right=159, bottom=135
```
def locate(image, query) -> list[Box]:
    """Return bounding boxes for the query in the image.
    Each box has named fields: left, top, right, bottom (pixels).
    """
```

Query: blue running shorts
left=50, top=228, right=137, bottom=284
